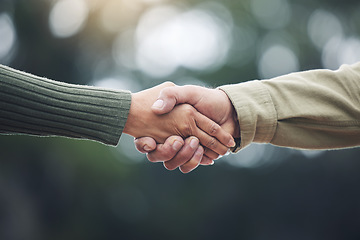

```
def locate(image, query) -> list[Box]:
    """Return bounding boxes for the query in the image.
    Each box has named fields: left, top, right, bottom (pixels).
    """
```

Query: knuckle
left=204, top=137, right=217, bottom=149
left=209, top=122, right=220, bottom=135
left=181, top=124, right=193, bottom=136
left=159, top=88, right=171, bottom=99
left=159, top=87, right=174, bottom=100
left=182, top=105, right=195, bottom=116
left=163, top=81, right=176, bottom=87
left=177, top=121, right=194, bottom=136
left=161, top=88, right=172, bottom=97
left=134, top=138, right=144, bottom=148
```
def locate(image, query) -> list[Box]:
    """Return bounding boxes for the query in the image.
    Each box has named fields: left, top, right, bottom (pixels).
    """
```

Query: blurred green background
left=1, top=0, right=360, bottom=239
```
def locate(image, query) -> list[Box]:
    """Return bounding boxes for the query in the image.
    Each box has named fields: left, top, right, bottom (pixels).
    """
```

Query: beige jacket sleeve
left=219, top=62, right=360, bottom=151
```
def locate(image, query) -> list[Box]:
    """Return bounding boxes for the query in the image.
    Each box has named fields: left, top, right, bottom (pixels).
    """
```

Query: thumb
left=151, top=86, right=200, bottom=115
left=151, top=87, right=178, bottom=114
left=134, top=137, right=157, bottom=153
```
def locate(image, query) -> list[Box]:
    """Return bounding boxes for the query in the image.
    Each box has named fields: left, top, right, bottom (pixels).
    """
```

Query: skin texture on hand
left=152, top=85, right=239, bottom=138
left=123, top=82, right=235, bottom=156
left=135, top=84, right=239, bottom=173
left=134, top=135, right=205, bottom=174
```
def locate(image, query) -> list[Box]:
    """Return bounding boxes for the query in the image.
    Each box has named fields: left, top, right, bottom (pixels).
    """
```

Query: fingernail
left=143, top=144, right=152, bottom=152
left=228, top=138, right=236, bottom=147
left=152, top=99, right=164, bottom=109
left=190, top=138, right=199, bottom=149
left=210, top=161, right=215, bottom=165
left=172, top=140, right=183, bottom=151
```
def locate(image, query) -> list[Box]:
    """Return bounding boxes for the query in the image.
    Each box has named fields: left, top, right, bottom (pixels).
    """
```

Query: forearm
left=220, top=63, right=360, bottom=151
left=0, top=64, right=131, bottom=146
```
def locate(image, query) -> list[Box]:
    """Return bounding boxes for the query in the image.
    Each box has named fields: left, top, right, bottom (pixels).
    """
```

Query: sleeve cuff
left=219, top=80, right=277, bottom=152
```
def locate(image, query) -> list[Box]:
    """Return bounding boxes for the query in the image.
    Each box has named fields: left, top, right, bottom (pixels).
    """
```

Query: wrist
left=123, top=92, right=144, bottom=137
left=218, top=88, right=240, bottom=138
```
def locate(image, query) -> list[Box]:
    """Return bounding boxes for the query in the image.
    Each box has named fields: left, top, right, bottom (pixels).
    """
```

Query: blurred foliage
left=1, top=0, right=360, bottom=239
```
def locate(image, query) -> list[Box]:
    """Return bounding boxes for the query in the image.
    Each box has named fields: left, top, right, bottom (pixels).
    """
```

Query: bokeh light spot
left=227, top=26, right=257, bottom=67
left=300, top=150, right=325, bottom=159
left=224, top=143, right=267, bottom=168
left=224, top=144, right=293, bottom=169
left=307, top=9, right=343, bottom=50
left=139, top=0, right=163, bottom=3
left=251, top=0, right=291, bottom=29
left=117, top=134, right=145, bottom=163
left=135, top=5, right=232, bottom=78
left=113, top=30, right=138, bottom=70
left=100, top=0, right=141, bottom=33
left=258, top=44, right=299, bottom=79
left=93, top=76, right=141, bottom=93
left=0, top=13, right=16, bottom=62
left=49, top=0, right=89, bottom=38
left=322, top=36, right=360, bottom=70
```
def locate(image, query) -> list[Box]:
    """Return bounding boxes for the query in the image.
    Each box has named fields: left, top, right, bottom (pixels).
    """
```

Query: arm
left=220, top=62, right=360, bottom=151
left=0, top=64, right=130, bottom=145
left=0, top=64, right=234, bottom=155
left=136, top=63, right=360, bottom=172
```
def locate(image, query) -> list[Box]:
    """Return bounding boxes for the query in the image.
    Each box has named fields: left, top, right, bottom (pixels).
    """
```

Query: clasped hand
left=123, top=82, right=239, bottom=173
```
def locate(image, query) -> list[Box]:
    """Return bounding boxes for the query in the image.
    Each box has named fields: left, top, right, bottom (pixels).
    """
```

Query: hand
left=152, top=85, right=239, bottom=137
left=123, top=82, right=235, bottom=156
left=135, top=135, right=205, bottom=173
left=135, top=84, right=239, bottom=172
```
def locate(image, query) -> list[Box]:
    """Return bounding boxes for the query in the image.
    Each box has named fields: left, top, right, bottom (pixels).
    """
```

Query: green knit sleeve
left=0, top=64, right=131, bottom=146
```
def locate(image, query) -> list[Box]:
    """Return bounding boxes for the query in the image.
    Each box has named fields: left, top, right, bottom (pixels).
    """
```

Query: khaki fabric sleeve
left=220, top=63, right=360, bottom=151
left=219, top=80, right=277, bottom=151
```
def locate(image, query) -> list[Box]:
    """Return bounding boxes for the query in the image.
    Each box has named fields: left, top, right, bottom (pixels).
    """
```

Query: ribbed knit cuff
left=0, top=64, right=131, bottom=146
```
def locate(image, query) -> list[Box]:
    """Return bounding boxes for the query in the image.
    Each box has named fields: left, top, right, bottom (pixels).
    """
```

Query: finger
left=200, top=155, right=215, bottom=166
left=134, top=137, right=157, bottom=153
left=194, top=111, right=235, bottom=148
left=179, top=146, right=204, bottom=173
left=201, top=147, right=228, bottom=165
left=199, top=151, right=216, bottom=165
left=163, top=137, right=200, bottom=171
left=193, top=130, right=228, bottom=156
left=147, top=136, right=184, bottom=163
left=191, top=115, right=230, bottom=156
left=203, top=148, right=219, bottom=160
left=151, top=86, right=202, bottom=115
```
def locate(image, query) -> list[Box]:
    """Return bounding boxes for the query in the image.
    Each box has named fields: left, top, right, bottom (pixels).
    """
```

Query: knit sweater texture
left=0, top=64, right=131, bottom=146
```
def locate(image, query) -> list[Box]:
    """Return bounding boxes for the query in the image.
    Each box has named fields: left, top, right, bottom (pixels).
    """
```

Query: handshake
left=2, top=63, right=358, bottom=173
left=123, top=82, right=240, bottom=174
